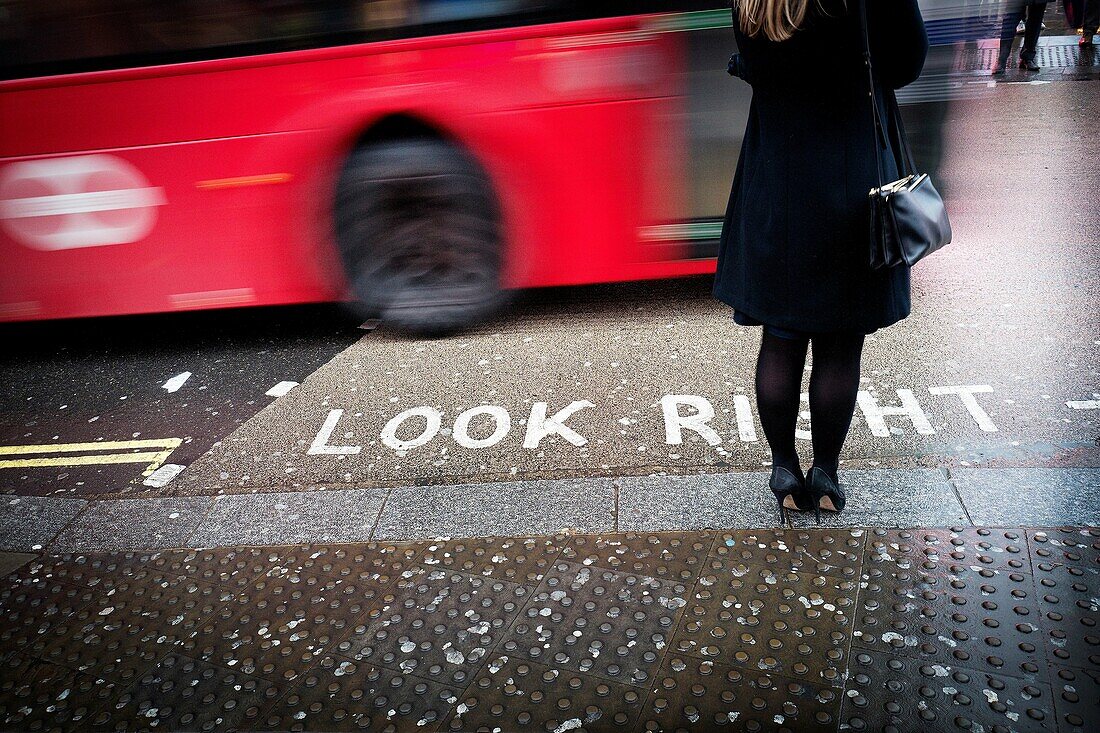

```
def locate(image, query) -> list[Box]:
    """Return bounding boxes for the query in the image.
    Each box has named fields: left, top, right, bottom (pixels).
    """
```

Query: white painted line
left=162, top=372, right=192, bottom=393
left=732, top=395, right=758, bottom=442
left=1067, top=400, right=1100, bottom=409
left=929, top=385, right=998, bottom=432
left=308, top=410, right=361, bottom=456
left=265, top=381, right=299, bottom=398
left=143, top=463, right=186, bottom=487
left=857, top=389, right=935, bottom=437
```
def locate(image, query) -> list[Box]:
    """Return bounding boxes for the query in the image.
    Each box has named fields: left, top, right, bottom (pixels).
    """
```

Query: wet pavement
left=1, top=526, right=1097, bottom=732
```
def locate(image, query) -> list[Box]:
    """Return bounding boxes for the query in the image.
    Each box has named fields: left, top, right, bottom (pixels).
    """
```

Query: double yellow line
left=0, top=439, right=182, bottom=477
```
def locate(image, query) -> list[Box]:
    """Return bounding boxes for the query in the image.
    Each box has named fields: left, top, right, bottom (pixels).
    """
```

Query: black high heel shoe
left=769, top=466, right=809, bottom=525
left=806, top=467, right=846, bottom=523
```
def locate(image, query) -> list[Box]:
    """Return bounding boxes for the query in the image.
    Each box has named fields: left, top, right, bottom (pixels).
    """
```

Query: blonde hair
left=737, top=0, right=831, bottom=42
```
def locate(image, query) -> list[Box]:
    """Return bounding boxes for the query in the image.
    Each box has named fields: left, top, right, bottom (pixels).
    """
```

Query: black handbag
left=859, top=0, right=951, bottom=270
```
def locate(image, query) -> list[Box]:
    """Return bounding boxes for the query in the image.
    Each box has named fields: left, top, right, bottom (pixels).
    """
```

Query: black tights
left=753, top=331, right=865, bottom=483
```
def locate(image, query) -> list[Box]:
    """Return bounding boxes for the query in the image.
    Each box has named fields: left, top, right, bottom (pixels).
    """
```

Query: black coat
left=713, top=0, right=929, bottom=334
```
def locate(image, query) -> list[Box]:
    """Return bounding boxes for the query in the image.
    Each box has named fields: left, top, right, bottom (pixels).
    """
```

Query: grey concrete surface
left=52, top=496, right=213, bottom=552
left=0, top=468, right=1091, bottom=553
left=953, top=467, right=1100, bottom=526
left=373, top=478, right=616, bottom=540
left=0, top=496, right=86, bottom=551
left=618, top=468, right=967, bottom=530
left=188, top=488, right=388, bottom=546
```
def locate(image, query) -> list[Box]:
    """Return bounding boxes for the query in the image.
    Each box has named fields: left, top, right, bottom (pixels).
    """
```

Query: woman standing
left=713, top=0, right=928, bottom=521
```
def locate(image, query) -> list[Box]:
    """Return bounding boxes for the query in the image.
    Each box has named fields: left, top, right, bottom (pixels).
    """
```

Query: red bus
left=0, top=2, right=758, bottom=333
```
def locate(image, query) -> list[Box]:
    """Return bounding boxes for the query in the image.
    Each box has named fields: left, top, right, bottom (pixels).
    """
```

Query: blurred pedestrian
left=715, top=0, right=927, bottom=522
left=992, top=0, right=1048, bottom=73
left=1082, top=0, right=1099, bottom=47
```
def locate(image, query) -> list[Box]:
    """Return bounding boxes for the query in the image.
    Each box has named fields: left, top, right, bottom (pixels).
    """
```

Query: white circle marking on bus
left=0, top=154, right=166, bottom=250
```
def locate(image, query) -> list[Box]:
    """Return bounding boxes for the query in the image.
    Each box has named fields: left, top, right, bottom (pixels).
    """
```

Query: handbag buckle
left=870, top=174, right=916, bottom=197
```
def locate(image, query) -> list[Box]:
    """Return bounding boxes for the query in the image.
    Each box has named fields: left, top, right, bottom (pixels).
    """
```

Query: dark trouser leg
left=1084, top=0, right=1100, bottom=37
left=754, top=331, right=810, bottom=480
left=996, top=4, right=1026, bottom=68
left=1020, top=2, right=1047, bottom=59
left=807, top=332, right=866, bottom=483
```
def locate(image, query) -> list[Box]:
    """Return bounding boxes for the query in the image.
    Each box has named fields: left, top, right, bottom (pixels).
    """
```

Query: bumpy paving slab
left=0, top=527, right=1097, bottom=732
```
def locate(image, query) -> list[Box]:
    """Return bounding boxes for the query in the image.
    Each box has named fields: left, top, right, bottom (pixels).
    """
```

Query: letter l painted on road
left=308, top=409, right=362, bottom=455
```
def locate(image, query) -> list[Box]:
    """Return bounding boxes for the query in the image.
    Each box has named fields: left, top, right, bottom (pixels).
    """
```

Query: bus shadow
left=1, top=273, right=720, bottom=358
left=0, top=303, right=364, bottom=363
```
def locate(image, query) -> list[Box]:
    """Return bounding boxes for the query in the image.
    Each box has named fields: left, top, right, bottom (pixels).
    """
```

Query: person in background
left=1082, top=0, right=1098, bottom=47
left=992, top=0, right=1048, bottom=73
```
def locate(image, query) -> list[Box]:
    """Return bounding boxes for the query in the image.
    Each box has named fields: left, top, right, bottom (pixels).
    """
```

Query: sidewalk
left=2, top=523, right=1097, bottom=732
left=4, top=467, right=1100, bottom=553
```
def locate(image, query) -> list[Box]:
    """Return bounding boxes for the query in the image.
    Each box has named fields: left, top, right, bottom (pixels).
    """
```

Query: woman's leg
left=1021, top=2, right=1048, bottom=59
left=754, top=330, right=810, bottom=479
left=995, top=4, right=1026, bottom=70
left=807, top=332, right=866, bottom=482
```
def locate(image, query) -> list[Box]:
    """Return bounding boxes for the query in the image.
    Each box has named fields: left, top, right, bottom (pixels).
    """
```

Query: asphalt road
left=1, top=78, right=1097, bottom=500
left=0, top=305, right=364, bottom=495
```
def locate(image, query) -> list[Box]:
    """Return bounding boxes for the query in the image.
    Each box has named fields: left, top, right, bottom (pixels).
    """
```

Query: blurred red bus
left=0, top=2, right=755, bottom=333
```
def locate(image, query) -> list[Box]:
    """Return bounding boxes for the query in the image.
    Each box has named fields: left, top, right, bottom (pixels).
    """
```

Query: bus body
left=0, top=1, right=950, bottom=328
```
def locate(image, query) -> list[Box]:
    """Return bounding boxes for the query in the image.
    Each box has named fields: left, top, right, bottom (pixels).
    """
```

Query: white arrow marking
left=162, top=372, right=192, bottom=393
left=266, top=381, right=299, bottom=397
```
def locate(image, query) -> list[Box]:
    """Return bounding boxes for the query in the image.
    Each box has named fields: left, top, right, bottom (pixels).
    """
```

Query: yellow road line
left=0, top=451, right=165, bottom=468
left=0, top=439, right=182, bottom=477
left=0, top=439, right=182, bottom=456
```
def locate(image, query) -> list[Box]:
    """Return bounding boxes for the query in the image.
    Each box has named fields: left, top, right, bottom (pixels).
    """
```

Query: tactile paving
left=1032, top=562, right=1100, bottom=669
left=675, top=564, right=856, bottom=687
left=0, top=578, right=96, bottom=656
left=865, top=562, right=1045, bottom=672
left=250, top=653, right=460, bottom=732
left=840, top=649, right=1056, bottom=733
left=335, top=567, right=529, bottom=686
left=38, top=570, right=229, bottom=681
left=0, top=653, right=118, bottom=731
left=89, top=652, right=278, bottom=732
left=560, top=532, right=712, bottom=583
left=853, top=561, right=1048, bottom=683
left=1028, top=529, right=1100, bottom=571
left=147, top=547, right=272, bottom=590
left=637, top=655, right=840, bottom=732
left=499, top=561, right=687, bottom=687
left=868, top=528, right=1033, bottom=575
left=422, top=535, right=567, bottom=584
left=444, top=653, right=643, bottom=732
left=264, top=542, right=427, bottom=586
left=2, top=551, right=156, bottom=590
left=179, top=570, right=386, bottom=683
left=1049, top=664, right=1100, bottom=733
left=712, top=529, right=865, bottom=580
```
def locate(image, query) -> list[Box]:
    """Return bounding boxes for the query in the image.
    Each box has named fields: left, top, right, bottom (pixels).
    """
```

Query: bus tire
left=334, top=138, right=508, bottom=337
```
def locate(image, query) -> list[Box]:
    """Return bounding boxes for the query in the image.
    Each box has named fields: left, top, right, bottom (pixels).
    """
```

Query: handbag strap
left=858, top=0, right=915, bottom=184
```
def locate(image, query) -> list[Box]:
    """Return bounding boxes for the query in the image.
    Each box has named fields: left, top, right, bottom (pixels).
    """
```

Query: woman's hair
left=737, top=0, right=833, bottom=42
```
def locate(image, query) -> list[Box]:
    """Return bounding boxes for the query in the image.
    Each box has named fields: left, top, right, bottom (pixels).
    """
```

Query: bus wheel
left=334, top=138, right=507, bottom=336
